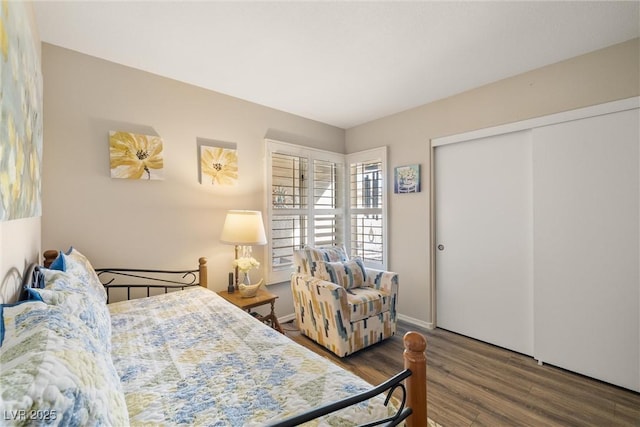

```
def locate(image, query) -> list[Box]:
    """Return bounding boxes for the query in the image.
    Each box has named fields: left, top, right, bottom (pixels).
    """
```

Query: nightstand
left=218, top=288, right=284, bottom=334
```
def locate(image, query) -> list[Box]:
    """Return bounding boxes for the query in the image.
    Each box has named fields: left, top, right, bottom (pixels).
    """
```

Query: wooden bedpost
left=43, top=250, right=59, bottom=269
left=403, top=331, right=427, bottom=427
left=199, top=257, right=208, bottom=288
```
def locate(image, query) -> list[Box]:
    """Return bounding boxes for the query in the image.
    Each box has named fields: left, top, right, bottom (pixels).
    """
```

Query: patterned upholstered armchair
left=291, top=246, right=398, bottom=357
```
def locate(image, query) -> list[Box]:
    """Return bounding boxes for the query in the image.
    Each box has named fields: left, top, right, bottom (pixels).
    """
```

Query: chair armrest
left=364, top=268, right=399, bottom=296
left=291, top=273, right=349, bottom=320
left=291, top=274, right=351, bottom=346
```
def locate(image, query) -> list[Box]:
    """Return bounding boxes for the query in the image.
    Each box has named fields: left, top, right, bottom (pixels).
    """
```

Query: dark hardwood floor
left=282, top=320, right=640, bottom=426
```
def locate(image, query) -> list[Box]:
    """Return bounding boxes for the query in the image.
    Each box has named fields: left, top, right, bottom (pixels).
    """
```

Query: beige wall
left=345, top=38, right=640, bottom=327
left=41, top=38, right=639, bottom=323
left=0, top=2, right=42, bottom=304
left=41, top=44, right=344, bottom=315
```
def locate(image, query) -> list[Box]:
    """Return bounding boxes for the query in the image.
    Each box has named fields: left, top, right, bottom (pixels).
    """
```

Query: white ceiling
left=32, top=1, right=639, bottom=129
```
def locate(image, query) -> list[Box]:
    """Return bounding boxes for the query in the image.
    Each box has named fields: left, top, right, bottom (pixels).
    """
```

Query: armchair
left=291, top=246, right=398, bottom=357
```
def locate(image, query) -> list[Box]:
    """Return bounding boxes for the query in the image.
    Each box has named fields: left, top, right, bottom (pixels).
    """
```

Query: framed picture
left=394, top=164, right=421, bottom=193
left=109, top=131, right=164, bottom=180
left=197, top=138, right=238, bottom=185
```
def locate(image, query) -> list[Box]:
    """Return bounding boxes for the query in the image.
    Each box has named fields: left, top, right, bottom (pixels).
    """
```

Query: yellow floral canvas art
left=200, top=145, right=238, bottom=185
left=109, top=131, right=164, bottom=180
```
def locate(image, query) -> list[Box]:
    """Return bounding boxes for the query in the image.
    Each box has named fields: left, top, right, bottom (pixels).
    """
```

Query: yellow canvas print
left=199, top=145, right=238, bottom=185
left=109, top=131, right=164, bottom=180
left=0, top=1, right=43, bottom=221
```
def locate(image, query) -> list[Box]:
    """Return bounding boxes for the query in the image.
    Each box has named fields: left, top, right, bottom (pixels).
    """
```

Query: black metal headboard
left=19, top=263, right=43, bottom=300
left=41, top=251, right=209, bottom=304
left=96, top=266, right=203, bottom=303
left=19, top=263, right=205, bottom=302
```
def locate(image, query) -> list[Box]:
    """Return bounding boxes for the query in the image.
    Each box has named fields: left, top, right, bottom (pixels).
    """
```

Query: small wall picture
left=198, top=139, right=238, bottom=185
left=394, top=164, right=421, bottom=193
left=109, top=131, right=164, bottom=180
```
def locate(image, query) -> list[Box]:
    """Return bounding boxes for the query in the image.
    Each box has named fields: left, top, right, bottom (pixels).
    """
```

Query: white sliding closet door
left=533, top=109, right=640, bottom=391
left=435, top=130, right=534, bottom=355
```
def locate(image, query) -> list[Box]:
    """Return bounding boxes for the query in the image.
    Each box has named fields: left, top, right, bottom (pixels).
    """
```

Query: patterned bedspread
left=108, top=287, right=396, bottom=426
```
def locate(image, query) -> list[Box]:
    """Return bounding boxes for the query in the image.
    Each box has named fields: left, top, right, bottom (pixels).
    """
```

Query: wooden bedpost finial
left=43, top=250, right=60, bottom=269
left=198, top=257, right=208, bottom=288
left=403, top=331, right=427, bottom=427
left=404, top=331, right=427, bottom=353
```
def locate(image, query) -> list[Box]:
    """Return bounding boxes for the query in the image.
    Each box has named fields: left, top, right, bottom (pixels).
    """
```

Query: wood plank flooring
left=281, top=321, right=640, bottom=426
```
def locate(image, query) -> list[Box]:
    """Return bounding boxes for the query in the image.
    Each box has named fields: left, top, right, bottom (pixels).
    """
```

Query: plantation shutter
left=270, top=152, right=309, bottom=281
left=347, top=148, right=387, bottom=269
left=312, top=159, right=343, bottom=247
left=266, top=140, right=345, bottom=283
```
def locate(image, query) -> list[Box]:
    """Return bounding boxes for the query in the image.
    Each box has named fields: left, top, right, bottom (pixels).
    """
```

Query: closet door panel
left=533, top=109, right=639, bottom=391
left=435, top=130, right=534, bottom=355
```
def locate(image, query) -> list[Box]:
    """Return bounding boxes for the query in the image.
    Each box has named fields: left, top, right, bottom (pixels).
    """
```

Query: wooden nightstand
left=218, top=288, right=284, bottom=334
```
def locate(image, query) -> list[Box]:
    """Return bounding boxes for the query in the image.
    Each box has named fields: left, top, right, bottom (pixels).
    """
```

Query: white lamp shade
left=220, top=210, right=268, bottom=245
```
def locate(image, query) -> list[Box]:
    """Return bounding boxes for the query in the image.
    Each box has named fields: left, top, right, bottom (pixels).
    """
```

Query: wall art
left=197, top=139, right=238, bottom=185
left=0, top=1, right=44, bottom=221
left=109, top=131, right=164, bottom=180
left=394, top=164, right=421, bottom=193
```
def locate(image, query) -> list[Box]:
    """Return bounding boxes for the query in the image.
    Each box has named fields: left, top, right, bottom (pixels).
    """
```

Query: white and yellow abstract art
left=0, top=1, right=44, bottom=221
left=109, top=131, right=164, bottom=180
left=199, top=144, right=238, bottom=185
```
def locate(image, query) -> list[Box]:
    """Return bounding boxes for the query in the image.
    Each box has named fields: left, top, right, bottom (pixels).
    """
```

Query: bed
left=0, top=248, right=428, bottom=426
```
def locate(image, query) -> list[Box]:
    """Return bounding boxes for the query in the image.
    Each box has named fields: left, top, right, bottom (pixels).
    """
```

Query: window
left=266, top=140, right=386, bottom=283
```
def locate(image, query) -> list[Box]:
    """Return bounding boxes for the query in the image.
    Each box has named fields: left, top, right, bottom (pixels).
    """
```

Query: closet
left=432, top=98, right=639, bottom=391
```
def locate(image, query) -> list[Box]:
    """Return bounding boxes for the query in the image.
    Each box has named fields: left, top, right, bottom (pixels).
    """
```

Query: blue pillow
left=48, top=246, right=75, bottom=271
left=49, top=252, right=66, bottom=271
left=24, top=287, right=44, bottom=301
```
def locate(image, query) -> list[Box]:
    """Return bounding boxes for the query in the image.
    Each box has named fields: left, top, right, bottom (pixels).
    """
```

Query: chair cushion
left=317, top=258, right=367, bottom=289
left=293, top=245, right=349, bottom=276
left=346, top=287, right=391, bottom=323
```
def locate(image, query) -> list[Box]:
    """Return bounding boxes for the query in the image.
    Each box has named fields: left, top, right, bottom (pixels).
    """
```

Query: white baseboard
left=278, top=313, right=296, bottom=324
left=398, top=314, right=435, bottom=330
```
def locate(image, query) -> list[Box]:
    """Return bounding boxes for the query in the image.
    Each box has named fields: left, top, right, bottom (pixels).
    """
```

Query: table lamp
left=220, top=210, right=268, bottom=291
